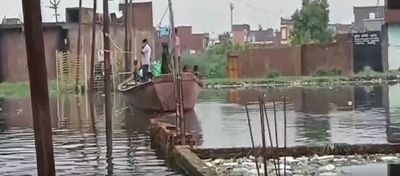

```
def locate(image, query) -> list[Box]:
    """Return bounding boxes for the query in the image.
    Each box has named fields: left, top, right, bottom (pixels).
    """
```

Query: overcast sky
left=0, top=0, right=384, bottom=34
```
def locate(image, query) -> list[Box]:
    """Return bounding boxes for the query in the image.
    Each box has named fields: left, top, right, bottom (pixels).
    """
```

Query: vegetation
left=0, top=81, right=57, bottom=99
left=181, top=41, right=251, bottom=79
left=290, top=0, right=334, bottom=45
left=267, top=71, right=280, bottom=79
left=313, top=68, right=342, bottom=77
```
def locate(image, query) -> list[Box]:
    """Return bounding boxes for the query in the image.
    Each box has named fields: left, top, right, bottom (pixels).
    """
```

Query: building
left=231, top=24, right=250, bottom=44
left=384, top=0, right=400, bottom=71
left=1, top=17, right=21, bottom=25
left=248, top=28, right=275, bottom=44
left=280, top=18, right=294, bottom=45
left=329, top=24, right=352, bottom=35
left=0, top=2, right=154, bottom=83
left=175, top=26, right=209, bottom=55
left=353, top=6, right=385, bottom=32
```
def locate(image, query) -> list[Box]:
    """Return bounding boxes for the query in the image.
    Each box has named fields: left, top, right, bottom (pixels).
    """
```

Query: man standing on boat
left=141, top=38, right=151, bottom=82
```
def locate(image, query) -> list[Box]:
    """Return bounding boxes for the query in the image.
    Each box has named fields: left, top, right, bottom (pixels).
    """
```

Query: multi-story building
left=384, top=0, right=400, bottom=71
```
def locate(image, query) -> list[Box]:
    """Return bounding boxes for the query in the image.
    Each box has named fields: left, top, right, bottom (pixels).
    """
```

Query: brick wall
left=301, top=41, right=353, bottom=76
left=228, top=38, right=354, bottom=78
left=232, top=47, right=302, bottom=78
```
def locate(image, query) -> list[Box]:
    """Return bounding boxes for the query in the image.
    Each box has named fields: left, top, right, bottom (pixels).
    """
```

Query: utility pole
left=230, top=2, right=234, bottom=31
left=21, top=0, right=56, bottom=175
left=75, top=0, right=83, bottom=94
left=89, top=0, right=97, bottom=93
left=49, top=0, right=61, bottom=23
left=103, top=0, right=113, bottom=155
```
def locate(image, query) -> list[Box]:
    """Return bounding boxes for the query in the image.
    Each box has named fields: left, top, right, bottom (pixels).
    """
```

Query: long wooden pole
left=76, top=0, right=83, bottom=94
left=21, top=0, right=56, bottom=175
left=103, top=0, right=113, bottom=155
left=89, top=0, right=97, bottom=93
left=124, top=0, right=130, bottom=76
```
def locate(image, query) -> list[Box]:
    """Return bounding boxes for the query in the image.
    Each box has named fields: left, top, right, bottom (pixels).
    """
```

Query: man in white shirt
left=141, top=38, right=151, bottom=82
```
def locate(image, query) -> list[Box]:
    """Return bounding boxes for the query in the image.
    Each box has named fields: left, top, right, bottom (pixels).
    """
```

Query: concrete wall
left=0, top=27, right=62, bottom=82
left=388, top=24, right=400, bottom=70
left=233, top=47, right=302, bottom=78
left=353, top=6, right=385, bottom=32
left=301, top=41, right=353, bottom=76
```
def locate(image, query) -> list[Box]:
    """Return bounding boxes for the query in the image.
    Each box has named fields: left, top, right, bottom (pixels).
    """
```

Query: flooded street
left=0, top=94, right=181, bottom=175
left=1, top=84, right=400, bottom=175
left=194, top=84, right=400, bottom=148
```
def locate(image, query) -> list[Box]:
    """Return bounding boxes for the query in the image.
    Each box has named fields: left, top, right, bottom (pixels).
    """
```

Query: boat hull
left=119, top=73, right=202, bottom=112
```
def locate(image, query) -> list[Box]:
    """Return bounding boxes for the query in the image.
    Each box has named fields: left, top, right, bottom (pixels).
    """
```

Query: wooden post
left=124, top=0, right=131, bottom=76
left=21, top=0, right=56, bottom=175
left=75, top=0, right=83, bottom=94
left=89, top=0, right=97, bottom=93
left=103, top=0, right=113, bottom=154
left=259, top=98, right=268, bottom=176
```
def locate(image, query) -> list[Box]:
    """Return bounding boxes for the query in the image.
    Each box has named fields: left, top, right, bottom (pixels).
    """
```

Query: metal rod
left=103, top=0, right=113, bottom=158
left=273, top=101, right=281, bottom=176
left=259, top=98, right=268, bottom=176
left=283, top=97, right=287, bottom=176
left=263, top=101, right=278, bottom=175
left=21, top=0, right=56, bottom=175
left=89, top=0, right=97, bottom=93
left=245, top=104, right=260, bottom=176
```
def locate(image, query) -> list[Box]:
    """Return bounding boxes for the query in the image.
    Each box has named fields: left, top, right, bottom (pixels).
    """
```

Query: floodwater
left=1, top=84, right=400, bottom=175
left=0, top=94, right=181, bottom=175
left=192, top=84, right=400, bottom=148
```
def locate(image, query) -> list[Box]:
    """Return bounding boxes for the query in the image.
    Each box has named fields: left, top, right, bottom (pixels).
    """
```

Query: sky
left=0, top=0, right=384, bottom=34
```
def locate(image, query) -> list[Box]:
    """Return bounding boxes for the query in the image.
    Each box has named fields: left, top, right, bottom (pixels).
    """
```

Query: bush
left=181, top=40, right=247, bottom=79
left=314, top=68, right=342, bottom=77
left=267, top=71, right=280, bottom=79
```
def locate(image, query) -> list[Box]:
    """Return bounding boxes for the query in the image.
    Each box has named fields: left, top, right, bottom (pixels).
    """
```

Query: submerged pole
left=259, top=98, right=268, bottom=176
left=245, top=104, right=260, bottom=176
left=21, top=0, right=56, bottom=175
left=283, top=97, right=287, bottom=176
left=89, top=0, right=97, bottom=93
left=103, top=0, right=113, bottom=155
left=263, top=101, right=278, bottom=174
left=75, top=0, right=83, bottom=94
left=273, top=101, right=281, bottom=176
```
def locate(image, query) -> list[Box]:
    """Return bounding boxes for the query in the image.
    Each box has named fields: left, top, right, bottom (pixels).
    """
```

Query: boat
left=118, top=73, right=203, bottom=112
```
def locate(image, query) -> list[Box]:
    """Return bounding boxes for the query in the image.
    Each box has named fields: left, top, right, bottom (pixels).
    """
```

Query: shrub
left=267, top=71, right=280, bottom=79
left=314, top=68, right=342, bottom=77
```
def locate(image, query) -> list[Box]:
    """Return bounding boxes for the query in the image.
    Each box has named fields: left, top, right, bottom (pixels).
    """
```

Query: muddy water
left=192, top=84, right=400, bottom=148
left=2, top=84, right=400, bottom=175
left=0, top=94, right=181, bottom=175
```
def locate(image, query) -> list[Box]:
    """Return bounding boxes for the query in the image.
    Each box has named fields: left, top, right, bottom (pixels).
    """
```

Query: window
left=369, top=12, right=376, bottom=19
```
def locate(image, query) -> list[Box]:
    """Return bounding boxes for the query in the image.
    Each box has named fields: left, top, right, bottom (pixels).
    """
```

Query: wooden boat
left=118, top=73, right=203, bottom=112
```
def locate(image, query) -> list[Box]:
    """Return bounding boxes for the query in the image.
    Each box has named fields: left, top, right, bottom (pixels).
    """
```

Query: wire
left=231, top=0, right=281, bottom=18
left=157, top=5, right=169, bottom=28
left=103, top=32, right=134, bottom=54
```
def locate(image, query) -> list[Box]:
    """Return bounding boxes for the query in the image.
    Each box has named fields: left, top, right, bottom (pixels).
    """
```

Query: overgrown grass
left=0, top=81, right=58, bottom=99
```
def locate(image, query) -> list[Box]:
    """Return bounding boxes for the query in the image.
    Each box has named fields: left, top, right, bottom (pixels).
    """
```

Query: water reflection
left=0, top=94, right=180, bottom=175
left=196, top=84, right=399, bottom=148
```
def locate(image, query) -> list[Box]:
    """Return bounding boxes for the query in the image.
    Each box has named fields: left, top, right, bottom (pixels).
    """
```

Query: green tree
left=290, top=0, right=333, bottom=45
